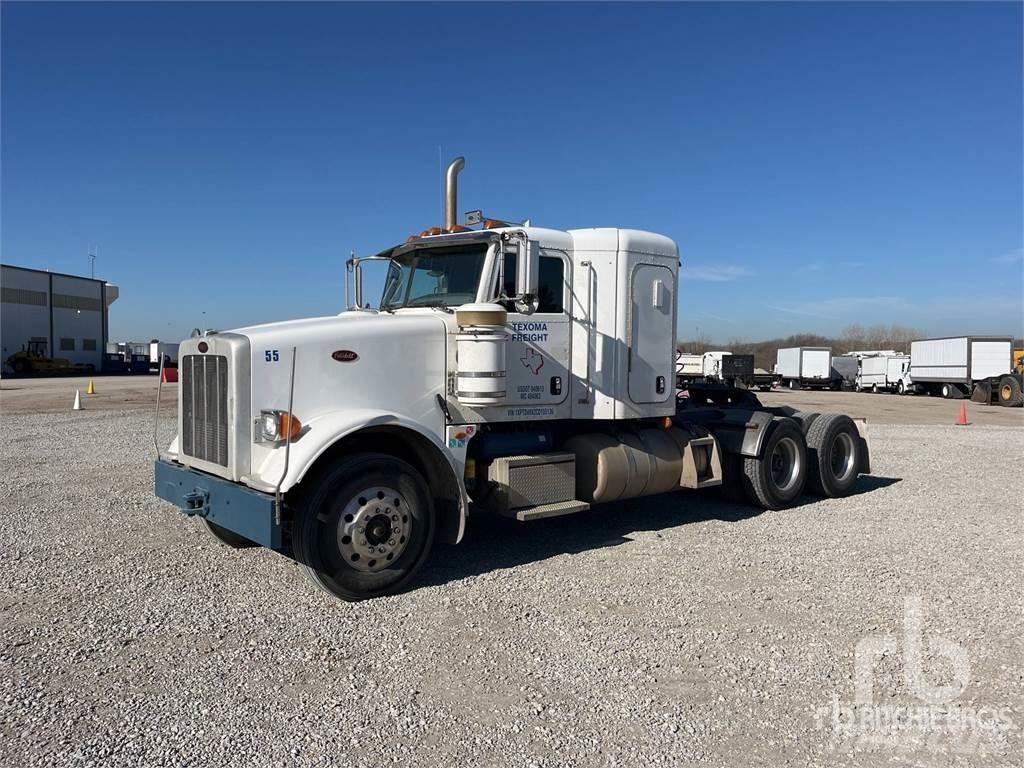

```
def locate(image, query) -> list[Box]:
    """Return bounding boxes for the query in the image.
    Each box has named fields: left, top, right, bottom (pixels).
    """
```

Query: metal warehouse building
left=1, top=264, right=119, bottom=372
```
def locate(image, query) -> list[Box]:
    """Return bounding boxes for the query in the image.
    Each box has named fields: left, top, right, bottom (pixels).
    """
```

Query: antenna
left=88, top=247, right=96, bottom=279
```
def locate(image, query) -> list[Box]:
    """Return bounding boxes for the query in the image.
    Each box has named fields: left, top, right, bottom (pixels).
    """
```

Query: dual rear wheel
left=731, top=414, right=863, bottom=510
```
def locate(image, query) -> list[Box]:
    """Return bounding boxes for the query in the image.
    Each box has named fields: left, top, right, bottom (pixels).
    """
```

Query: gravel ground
left=1, top=410, right=1022, bottom=767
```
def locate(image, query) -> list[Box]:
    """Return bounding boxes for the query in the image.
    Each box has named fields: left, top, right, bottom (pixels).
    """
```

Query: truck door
left=628, top=264, right=674, bottom=403
left=500, top=249, right=571, bottom=408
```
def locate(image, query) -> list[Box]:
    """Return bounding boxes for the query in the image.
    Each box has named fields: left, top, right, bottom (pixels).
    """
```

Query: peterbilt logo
left=331, top=350, right=359, bottom=363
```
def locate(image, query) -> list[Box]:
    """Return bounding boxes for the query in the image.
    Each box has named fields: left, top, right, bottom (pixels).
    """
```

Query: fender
left=249, top=408, right=468, bottom=543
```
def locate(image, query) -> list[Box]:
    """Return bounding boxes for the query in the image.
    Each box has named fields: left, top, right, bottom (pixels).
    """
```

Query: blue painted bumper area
left=154, top=459, right=282, bottom=549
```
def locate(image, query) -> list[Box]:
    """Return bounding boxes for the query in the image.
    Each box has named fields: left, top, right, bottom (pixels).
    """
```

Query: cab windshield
left=380, top=243, right=490, bottom=310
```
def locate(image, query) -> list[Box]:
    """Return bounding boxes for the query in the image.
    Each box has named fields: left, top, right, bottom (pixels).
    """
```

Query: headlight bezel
left=255, top=409, right=301, bottom=444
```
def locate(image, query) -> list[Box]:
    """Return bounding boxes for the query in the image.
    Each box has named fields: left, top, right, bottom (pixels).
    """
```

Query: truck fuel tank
left=564, top=426, right=722, bottom=504
left=455, top=303, right=508, bottom=406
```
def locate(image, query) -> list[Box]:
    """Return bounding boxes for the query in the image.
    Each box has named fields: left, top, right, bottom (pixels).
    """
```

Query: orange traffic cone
left=956, top=401, right=969, bottom=426
left=86, top=379, right=95, bottom=395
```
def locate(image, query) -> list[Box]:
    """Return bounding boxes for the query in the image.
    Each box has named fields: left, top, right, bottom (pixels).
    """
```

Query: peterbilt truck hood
left=176, top=310, right=451, bottom=487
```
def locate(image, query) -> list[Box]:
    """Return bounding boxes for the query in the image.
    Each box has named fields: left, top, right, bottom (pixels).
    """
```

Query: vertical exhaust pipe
left=444, top=156, right=465, bottom=231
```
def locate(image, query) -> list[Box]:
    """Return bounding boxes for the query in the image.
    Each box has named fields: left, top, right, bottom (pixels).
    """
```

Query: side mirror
left=514, top=239, right=539, bottom=315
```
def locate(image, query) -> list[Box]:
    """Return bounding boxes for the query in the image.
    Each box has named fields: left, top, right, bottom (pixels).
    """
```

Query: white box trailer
left=775, top=347, right=836, bottom=390
left=908, top=336, right=1022, bottom=405
left=857, top=354, right=910, bottom=393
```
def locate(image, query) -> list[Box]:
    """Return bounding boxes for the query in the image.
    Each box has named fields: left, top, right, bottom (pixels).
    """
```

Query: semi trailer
left=153, top=157, right=872, bottom=601
left=908, top=336, right=1022, bottom=406
left=775, top=347, right=837, bottom=390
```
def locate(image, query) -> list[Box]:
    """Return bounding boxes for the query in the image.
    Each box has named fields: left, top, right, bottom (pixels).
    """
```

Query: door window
left=498, top=253, right=566, bottom=314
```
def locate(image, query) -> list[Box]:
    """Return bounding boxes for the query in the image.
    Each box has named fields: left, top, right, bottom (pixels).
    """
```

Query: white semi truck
left=154, top=158, right=871, bottom=601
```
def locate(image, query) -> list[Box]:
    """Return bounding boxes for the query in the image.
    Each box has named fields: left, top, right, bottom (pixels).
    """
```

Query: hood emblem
left=332, top=350, right=359, bottom=363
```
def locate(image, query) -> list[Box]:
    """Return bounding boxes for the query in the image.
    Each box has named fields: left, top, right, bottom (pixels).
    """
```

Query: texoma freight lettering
left=510, top=321, right=549, bottom=343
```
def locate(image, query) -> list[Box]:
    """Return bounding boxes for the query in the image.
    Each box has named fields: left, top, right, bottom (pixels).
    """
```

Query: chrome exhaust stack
left=444, top=156, right=465, bottom=231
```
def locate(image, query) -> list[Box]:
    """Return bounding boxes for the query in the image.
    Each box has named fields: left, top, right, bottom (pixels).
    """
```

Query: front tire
left=203, top=519, right=258, bottom=549
left=804, top=414, right=862, bottom=498
left=293, top=453, right=435, bottom=601
left=897, top=380, right=905, bottom=396
left=788, top=379, right=799, bottom=391
left=742, top=418, right=807, bottom=510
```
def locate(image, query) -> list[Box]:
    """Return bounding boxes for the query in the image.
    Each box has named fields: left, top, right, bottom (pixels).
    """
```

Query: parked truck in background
left=150, top=341, right=180, bottom=371
left=908, top=336, right=1022, bottom=406
left=830, top=356, right=859, bottom=390
left=676, top=350, right=756, bottom=389
left=775, top=347, right=837, bottom=390
left=856, top=353, right=911, bottom=394
left=153, top=157, right=872, bottom=602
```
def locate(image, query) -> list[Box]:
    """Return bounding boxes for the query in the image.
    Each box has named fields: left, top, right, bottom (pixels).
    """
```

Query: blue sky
left=2, top=2, right=1021, bottom=342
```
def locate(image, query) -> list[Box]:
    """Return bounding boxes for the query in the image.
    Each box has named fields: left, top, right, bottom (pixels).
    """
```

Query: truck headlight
left=258, top=409, right=302, bottom=443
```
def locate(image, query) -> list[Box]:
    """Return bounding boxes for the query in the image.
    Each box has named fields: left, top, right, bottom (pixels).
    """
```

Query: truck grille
left=181, top=354, right=229, bottom=467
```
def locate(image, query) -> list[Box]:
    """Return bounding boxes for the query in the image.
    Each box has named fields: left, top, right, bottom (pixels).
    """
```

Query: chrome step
left=502, top=499, right=590, bottom=522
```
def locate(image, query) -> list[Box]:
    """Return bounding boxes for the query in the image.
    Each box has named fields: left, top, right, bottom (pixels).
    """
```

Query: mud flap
left=971, top=381, right=991, bottom=404
left=851, top=418, right=871, bottom=475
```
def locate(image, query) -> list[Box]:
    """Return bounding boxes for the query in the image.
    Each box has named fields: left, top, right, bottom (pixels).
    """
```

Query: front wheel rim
left=769, top=437, right=801, bottom=493
left=336, top=486, right=411, bottom=572
left=829, top=432, right=857, bottom=483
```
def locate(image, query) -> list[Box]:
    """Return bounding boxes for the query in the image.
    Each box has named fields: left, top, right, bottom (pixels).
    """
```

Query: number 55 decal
left=264, top=350, right=280, bottom=362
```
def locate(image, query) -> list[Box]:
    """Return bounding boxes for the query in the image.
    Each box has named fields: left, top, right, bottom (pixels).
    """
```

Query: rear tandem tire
left=804, top=414, right=862, bottom=498
left=293, top=453, right=435, bottom=602
left=742, top=419, right=808, bottom=510
left=997, top=375, right=1023, bottom=407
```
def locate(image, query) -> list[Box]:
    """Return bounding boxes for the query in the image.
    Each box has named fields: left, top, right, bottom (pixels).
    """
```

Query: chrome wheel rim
left=830, top=432, right=856, bottom=483
left=336, top=486, right=410, bottom=572
left=769, top=437, right=801, bottom=493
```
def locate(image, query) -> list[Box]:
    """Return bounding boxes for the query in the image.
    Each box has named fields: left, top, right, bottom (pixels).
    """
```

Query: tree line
left=678, top=324, right=925, bottom=371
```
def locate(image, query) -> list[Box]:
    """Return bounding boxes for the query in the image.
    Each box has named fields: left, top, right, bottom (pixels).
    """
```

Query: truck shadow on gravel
left=418, top=475, right=901, bottom=587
